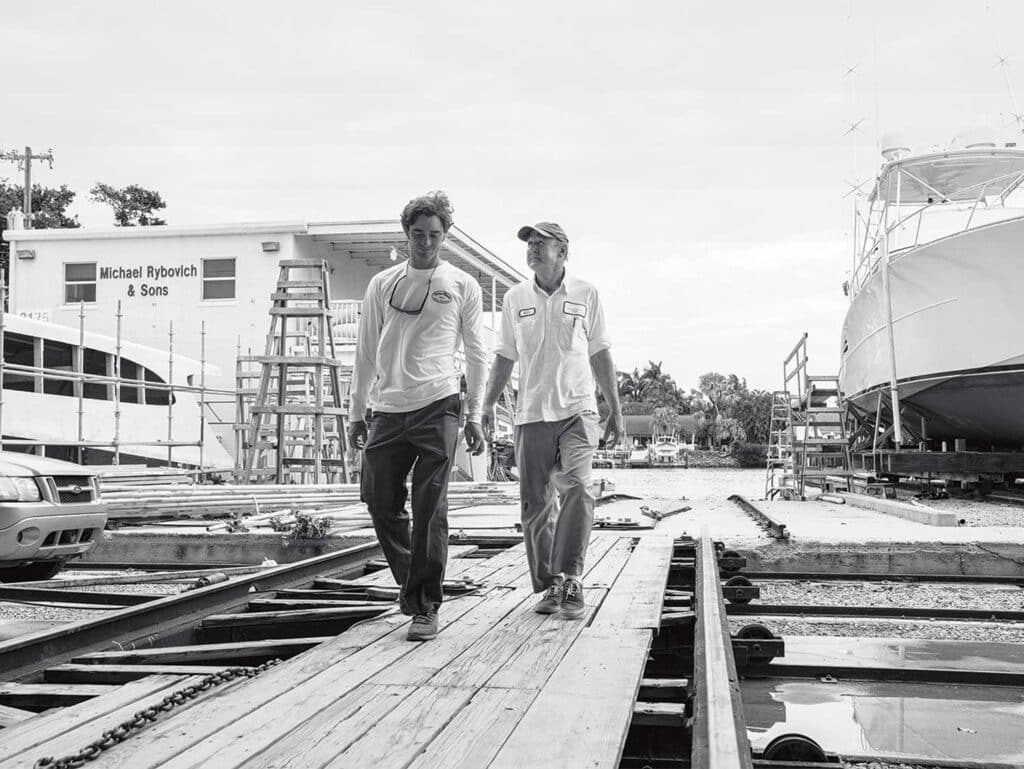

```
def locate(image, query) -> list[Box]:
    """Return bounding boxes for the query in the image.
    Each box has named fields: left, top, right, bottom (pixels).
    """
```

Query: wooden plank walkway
left=0, top=533, right=673, bottom=769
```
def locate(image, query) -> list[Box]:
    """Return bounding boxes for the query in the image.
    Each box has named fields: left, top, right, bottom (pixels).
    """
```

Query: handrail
left=851, top=164, right=1024, bottom=296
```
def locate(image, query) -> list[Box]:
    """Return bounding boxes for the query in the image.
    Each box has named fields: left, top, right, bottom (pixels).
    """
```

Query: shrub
left=731, top=442, right=768, bottom=469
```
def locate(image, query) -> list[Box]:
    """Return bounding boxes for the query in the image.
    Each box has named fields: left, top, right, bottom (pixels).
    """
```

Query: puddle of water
left=786, top=636, right=1024, bottom=673
left=743, top=678, right=1024, bottom=763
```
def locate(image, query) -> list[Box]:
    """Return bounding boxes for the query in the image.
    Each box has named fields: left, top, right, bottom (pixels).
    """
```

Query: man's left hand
left=602, top=411, right=624, bottom=448
left=465, top=421, right=486, bottom=456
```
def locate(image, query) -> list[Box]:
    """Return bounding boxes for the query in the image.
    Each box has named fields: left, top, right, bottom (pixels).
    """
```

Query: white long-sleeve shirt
left=349, top=260, right=487, bottom=423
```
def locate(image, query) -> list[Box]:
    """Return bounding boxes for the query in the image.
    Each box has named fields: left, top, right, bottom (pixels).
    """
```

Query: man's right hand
left=347, top=420, right=368, bottom=450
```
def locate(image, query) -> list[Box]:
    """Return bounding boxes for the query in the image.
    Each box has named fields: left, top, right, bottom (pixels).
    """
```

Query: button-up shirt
left=496, top=270, right=611, bottom=425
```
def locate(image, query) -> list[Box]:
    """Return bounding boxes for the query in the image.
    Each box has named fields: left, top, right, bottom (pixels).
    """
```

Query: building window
left=65, top=263, right=97, bottom=304
left=202, top=258, right=235, bottom=300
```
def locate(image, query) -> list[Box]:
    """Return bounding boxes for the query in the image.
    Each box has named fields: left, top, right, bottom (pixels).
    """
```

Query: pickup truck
left=0, top=451, right=108, bottom=581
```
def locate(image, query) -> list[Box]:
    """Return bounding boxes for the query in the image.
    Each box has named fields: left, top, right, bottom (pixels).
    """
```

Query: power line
left=0, top=146, right=55, bottom=228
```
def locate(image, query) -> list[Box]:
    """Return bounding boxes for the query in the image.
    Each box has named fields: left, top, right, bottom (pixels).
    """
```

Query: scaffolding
left=766, top=334, right=852, bottom=500
left=0, top=287, right=232, bottom=469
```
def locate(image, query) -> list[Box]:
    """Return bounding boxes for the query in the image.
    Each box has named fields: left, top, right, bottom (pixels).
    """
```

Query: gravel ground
left=729, top=616, right=1024, bottom=643
left=918, top=495, right=1024, bottom=527
left=0, top=570, right=191, bottom=625
left=758, top=580, right=1024, bottom=611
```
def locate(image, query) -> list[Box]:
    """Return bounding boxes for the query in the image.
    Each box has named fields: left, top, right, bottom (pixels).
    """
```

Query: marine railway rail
left=0, top=535, right=1021, bottom=767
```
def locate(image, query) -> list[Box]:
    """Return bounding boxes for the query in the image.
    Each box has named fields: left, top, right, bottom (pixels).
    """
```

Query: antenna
left=988, top=1, right=1024, bottom=133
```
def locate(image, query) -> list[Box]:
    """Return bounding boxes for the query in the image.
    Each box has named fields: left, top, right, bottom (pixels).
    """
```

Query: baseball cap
left=517, top=222, right=568, bottom=244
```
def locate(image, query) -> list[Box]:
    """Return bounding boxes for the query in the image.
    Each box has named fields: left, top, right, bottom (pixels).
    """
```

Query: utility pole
left=0, top=146, right=55, bottom=228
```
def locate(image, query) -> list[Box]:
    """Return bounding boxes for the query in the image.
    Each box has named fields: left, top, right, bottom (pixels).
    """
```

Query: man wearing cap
left=347, top=191, right=487, bottom=642
left=482, top=222, right=622, bottom=619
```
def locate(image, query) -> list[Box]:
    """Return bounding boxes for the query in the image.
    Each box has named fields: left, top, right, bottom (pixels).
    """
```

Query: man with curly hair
left=482, top=222, right=622, bottom=620
left=348, top=191, right=487, bottom=642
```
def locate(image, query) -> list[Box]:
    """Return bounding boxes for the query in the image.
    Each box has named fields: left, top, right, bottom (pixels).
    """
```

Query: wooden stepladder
left=241, top=260, right=349, bottom=484
left=764, top=390, right=796, bottom=499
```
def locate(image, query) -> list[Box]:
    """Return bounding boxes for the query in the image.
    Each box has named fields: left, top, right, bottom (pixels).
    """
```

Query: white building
left=3, top=218, right=525, bottom=463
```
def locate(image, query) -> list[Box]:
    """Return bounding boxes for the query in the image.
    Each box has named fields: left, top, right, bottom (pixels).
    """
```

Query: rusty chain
left=33, top=659, right=281, bottom=769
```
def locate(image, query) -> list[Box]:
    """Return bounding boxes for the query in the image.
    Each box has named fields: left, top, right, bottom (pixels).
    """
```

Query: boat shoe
left=534, top=583, right=563, bottom=614
left=560, top=578, right=586, bottom=620
left=407, top=611, right=438, bottom=641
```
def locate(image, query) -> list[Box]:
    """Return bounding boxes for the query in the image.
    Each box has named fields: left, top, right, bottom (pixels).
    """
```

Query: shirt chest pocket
left=514, top=309, right=538, bottom=347
left=558, top=303, right=588, bottom=353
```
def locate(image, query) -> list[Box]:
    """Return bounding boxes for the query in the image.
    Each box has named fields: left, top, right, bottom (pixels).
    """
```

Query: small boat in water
left=840, top=136, right=1024, bottom=447
left=650, top=435, right=681, bottom=467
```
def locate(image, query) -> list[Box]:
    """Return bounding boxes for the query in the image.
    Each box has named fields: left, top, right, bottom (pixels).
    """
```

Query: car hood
left=0, top=451, right=95, bottom=478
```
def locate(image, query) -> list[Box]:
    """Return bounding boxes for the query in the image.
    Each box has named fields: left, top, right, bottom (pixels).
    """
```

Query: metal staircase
left=766, top=334, right=852, bottom=500
left=239, top=259, right=350, bottom=484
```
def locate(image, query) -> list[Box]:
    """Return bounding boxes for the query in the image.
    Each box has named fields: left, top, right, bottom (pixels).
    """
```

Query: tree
left=651, top=406, right=681, bottom=438
left=698, top=372, right=742, bottom=417
left=714, top=416, right=747, bottom=446
left=729, top=388, right=773, bottom=444
left=1, top=179, right=80, bottom=278
left=90, top=183, right=166, bottom=226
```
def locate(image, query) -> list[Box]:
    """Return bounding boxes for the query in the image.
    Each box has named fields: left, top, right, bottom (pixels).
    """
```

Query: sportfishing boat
left=0, top=313, right=232, bottom=468
left=839, top=136, right=1024, bottom=446
left=650, top=435, right=681, bottom=467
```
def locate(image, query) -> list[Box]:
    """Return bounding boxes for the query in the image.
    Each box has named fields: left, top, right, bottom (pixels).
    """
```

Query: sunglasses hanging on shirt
left=388, top=263, right=438, bottom=315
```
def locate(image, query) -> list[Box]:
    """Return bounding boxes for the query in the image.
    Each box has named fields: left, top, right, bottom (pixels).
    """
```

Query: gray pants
left=514, top=412, right=600, bottom=594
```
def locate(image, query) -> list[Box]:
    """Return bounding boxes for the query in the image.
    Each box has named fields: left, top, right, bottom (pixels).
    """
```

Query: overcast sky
left=5, top=1, right=1023, bottom=391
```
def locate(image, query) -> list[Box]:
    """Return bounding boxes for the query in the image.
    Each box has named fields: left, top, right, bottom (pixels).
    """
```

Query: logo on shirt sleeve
left=431, top=290, right=453, bottom=304
left=562, top=301, right=587, bottom=318
left=518, top=307, right=536, bottom=318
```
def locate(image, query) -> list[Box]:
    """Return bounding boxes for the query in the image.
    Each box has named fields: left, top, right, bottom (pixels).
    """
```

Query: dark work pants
left=360, top=394, right=460, bottom=616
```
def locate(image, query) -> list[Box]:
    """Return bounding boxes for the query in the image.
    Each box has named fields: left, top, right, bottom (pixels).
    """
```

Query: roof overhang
left=306, top=219, right=527, bottom=305
left=2, top=221, right=309, bottom=243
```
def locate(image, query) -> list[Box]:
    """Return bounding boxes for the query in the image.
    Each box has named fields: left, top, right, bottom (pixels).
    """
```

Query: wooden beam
left=44, top=663, right=229, bottom=684
left=632, top=701, right=687, bottom=727
left=73, top=637, right=332, bottom=666
left=0, top=683, right=117, bottom=709
left=0, top=703, right=33, bottom=728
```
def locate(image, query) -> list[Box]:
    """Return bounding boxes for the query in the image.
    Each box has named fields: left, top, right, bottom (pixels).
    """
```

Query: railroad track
left=622, top=535, right=1024, bottom=769
left=0, top=541, right=394, bottom=711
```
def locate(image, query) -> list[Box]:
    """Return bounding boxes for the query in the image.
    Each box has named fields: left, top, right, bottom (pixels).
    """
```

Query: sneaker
left=406, top=611, right=438, bottom=641
left=534, top=584, right=563, bottom=615
left=560, top=578, right=586, bottom=619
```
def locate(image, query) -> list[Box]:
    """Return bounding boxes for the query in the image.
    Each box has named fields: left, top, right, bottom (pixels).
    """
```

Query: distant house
left=621, top=412, right=705, bottom=448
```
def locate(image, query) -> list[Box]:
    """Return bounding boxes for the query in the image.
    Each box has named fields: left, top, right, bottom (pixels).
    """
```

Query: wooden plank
left=319, top=686, right=473, bottom=769
left=0, top=703, right=33, bottom=729
left=246, top=598, right=392, bottom=611
left=369, top=576, right=535, bottom=686
left=0, top=586, right=160, bottom=606
left=0, top=683, right=117, bottom=710
left=633, top=701, right=687, bottom=727
left=83, top=595, right=489, bottom=769
left=474, top=588, right=606, bottom=691
left=201, top=684, right=416, bottom=769
left=44, top=664, right=228, bottom=684
left=428, top=539, right=628, bottom=691
left=73, top=637, right=332, bottom=665
left=639, top=678, right=689, bottom=700
left=405, top=688, right=537, bottom=769
left=201, top=605, right=389, bottom=629
left=487, top=629, right=652, bottom=769
left=590, top=535, right=673, bottom=631
left=0, top=675, right=189, bottom=761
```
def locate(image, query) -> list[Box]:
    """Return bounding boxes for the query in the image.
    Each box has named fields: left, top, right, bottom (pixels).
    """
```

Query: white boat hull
left=839, top=215, right=1024, bottom=445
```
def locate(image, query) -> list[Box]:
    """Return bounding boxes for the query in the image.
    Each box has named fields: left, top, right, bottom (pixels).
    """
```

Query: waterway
left=596, top=467, right=763, bottom=502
